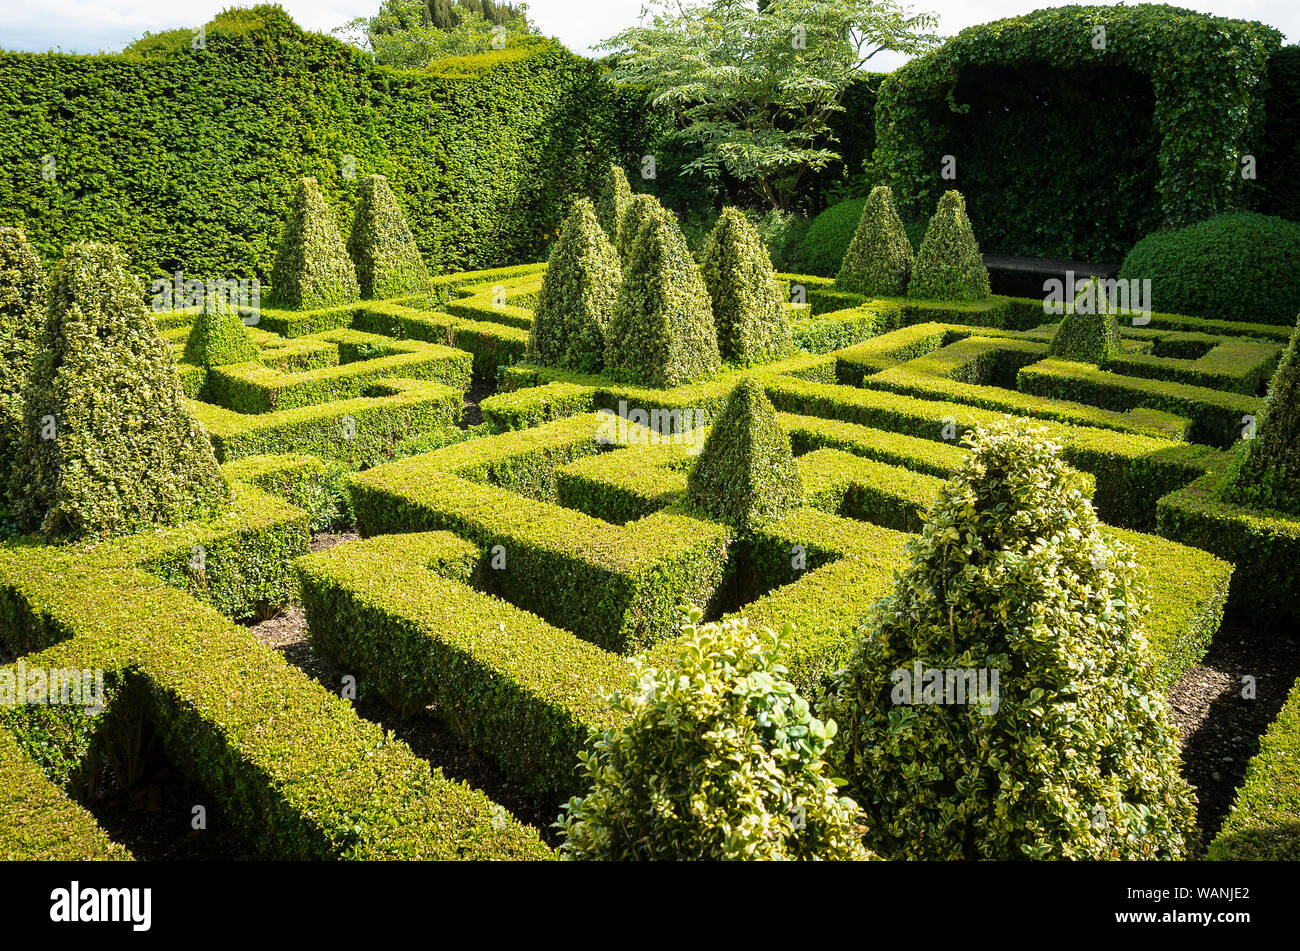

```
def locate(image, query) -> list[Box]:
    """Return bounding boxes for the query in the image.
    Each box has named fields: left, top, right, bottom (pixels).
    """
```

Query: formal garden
left=0, top=1, right=1298, bottom=864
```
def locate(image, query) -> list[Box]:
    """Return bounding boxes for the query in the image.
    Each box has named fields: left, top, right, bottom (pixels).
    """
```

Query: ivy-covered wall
left=0, top=7, right=647, bottom=281
left=869, top=5, right=1283, bottom=262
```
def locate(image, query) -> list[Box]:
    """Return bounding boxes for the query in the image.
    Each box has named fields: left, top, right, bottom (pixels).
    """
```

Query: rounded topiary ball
left=1118, top=212, right=1300, bottom=325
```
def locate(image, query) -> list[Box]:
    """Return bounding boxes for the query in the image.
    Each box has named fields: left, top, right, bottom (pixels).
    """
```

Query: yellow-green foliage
left=908, top=190, right=991, bottom=302
left=9, top=242, right=230, bottom=538
left=269, top=177, right=360, bottom=310
left=686, top=378, right=803, bottom=533
left=528, top=198, right=620, bottom=373
left=605, top=205, right=721, bottom=387
left=0, top=228, right=46, bottom=500
left=614, top=192, right=663, bottom=263
left=182, top=299, right=260, bottom=367
left=822, top=420, right=1198, bottom=859
left=346, top=174, right=432, bottom=299
left=1047, top=276, right=1123, bottom=364
left=595, top=164, right=633, bottom=247
left=557, top=611, right=872, bottom=861
left=700, top=208, right=791, bottom=366
left=835, top=185, right=914, bottom=296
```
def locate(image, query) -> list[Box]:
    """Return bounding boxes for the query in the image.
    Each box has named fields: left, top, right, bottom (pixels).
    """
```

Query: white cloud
left=0, top=1, right=1293, bottom=59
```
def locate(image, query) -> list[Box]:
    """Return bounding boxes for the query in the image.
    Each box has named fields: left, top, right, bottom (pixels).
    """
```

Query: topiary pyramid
left=1219, top=317, right=1300, bottom=515
left=182, top=294, right=260, bottom=367
left=346, top=174, right=432, bottom=299
left=614, top=192, right=664, bottom=264
left=821, top=419, right=1198, bottom=860
left=1047, top=275, right=1123, bottom=364
left=528, top=198, right=621, bottom=373
left=557, top=611, right=871, bottom=861
left=686, top=377, right=802, bottom=533
left=0, top=228, right=47, bottom=501
left=9, top=243, right=230, bottom=538
left=595, top=164, right=633, bottom=248
left=604, top=204, right=721, bottom=387
left=907, top=190, right=991, bottom=302
left=699, top=207, right=791, bottom=366
left=269, top=177, right=360, bottom=310
left=835, top=185, right=914, bottom=296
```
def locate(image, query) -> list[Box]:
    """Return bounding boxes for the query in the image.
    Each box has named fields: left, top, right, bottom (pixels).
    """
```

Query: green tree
left=597, top=0, right=939, bottom=212
left=336, top=0, right=535, bottom=66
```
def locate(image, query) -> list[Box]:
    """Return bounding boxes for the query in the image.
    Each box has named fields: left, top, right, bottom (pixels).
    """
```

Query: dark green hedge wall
left=0, top=7, right=647, bottom=281
left=1254, top=45, right=1300, bottom=224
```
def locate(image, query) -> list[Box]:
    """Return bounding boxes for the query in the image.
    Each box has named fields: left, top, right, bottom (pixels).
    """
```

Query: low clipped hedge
left=480, top=381, right=595, bottom=432
left=299, top=531, right=626, bottom=803
left=1118, top=212, right=1300, bottom=325
left=1209, top=675, right=1300, bottom=860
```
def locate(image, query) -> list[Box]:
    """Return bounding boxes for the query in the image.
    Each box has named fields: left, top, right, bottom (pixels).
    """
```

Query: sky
left=0, top=0, right=1293, bottom=65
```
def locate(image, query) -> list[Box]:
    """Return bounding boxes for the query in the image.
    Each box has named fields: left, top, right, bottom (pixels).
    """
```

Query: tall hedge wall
left=869, top=5, right=1282, bottom=261
left=0, top=7, right=646, bottom=281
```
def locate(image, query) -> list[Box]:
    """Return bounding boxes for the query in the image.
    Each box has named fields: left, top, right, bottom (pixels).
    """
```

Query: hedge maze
left=2, top=241, right=1298, bottom=861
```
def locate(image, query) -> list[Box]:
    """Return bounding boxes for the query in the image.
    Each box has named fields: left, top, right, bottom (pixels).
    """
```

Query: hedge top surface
left=346, top=173, right=433, bottom=300
left=822, top=419, right=1198, bottom=859
left=686, top=377, right=803, bottom=534
left=269, top=177, right=361, bottom=310
left=699, top=207, right=790, bottom=366
left=9, top=242, right=230, bottom=538
left=835, top=185, right=914, bottom=297
left=908, top=191, right=991, bottom=302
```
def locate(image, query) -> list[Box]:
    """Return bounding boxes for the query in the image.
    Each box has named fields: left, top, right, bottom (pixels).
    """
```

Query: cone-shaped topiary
left=0, top=228, right=47, bottom=502
left=182, top=296, right=260, bottom=367
left=821, top=420, right=1198, bottom=859
left=1219, top=317, right=1300, bottom=515
left=699, top=207, right=791, bottom=366
left=907, top=190, right=991, bottom=302
left=528, top=198, right=621, bottom=373
left=1047, top=275, right=1123, bottom=364
left=614, top=192, right=664, bottom=264
left=595, top=164, right=633, bottom=247
left=269, top=177, right=360, bottom=310
left=557, top=610, right=872, bottom=861
left=835, top=185, right=914, bottom=296
left=605, top=205, right=721, bottom=387
left=346, top=174, right=432, bottom=299
left=9, top=243, right=230, bottom=538
left=686, top=378, right=802, bottom=533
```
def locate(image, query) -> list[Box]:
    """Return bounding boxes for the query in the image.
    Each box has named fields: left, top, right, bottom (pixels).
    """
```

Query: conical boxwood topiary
left=595, top=164, right=633, bottom=247
left=0, top=228, right=46, bottom=502
left=557, top=611, right=872, bottom=861
left=821, top=420, right=1198, bottom=860
left=699, top=208, right=791, bottom=366
left=907, top=190, right=991, bottom=302
left=269, top=177, right=360, bottom=310
left=1047, top=275, right=1123, bottom=364
left=686, top=378, right=802, bottom=533
left=835, top=185, right=914, bottom=296
left=1219, top=318, right=1300, bottom=515
left=614, top=193, right=664, bottom=264
left=605, top=205, right=721, bottom=387
left=9, top=243, right=229, bottom=538
left=182, top=296, right=260, bottom=367
left=346, top=174, right=432, bottom=299
left=528, top=198, right=621, bottom=373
